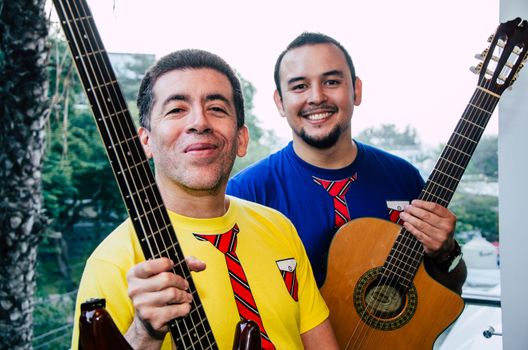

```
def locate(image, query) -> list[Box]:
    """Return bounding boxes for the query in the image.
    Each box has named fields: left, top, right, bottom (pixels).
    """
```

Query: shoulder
left=356, top=141, right=421, bottom=174
left=228, top=144, right=293, bottom=197
left=87, top=219, right=141, bottom=270
left=230, top=196, right=292, bottom=224
left=232, top=145, right=290, bottom=181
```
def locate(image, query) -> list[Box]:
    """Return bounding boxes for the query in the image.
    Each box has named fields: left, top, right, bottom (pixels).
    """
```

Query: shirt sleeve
left=289, top=223, right=330, bottom=334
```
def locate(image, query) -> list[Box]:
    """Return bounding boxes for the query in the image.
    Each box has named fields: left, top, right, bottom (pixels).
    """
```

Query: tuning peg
left=474, top=53, right=485, bottom=61
left=470, top=64, right=481, bottom=74
left=487, top=34, right=494, bottom=43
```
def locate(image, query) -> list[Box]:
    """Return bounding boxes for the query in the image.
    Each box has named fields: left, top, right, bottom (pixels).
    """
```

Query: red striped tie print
left=313, top=174, right=357, bottom=228
left=194, top=225, right=276, bottom=349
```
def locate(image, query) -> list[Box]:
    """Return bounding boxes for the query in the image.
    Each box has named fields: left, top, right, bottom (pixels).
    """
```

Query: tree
left=232, top=77, right=280, bottom=175
left=451, top=193, right=499, bottom=242
left=466, top=135, right=498, bottom=180
left=0, top=0, right=49, bottom=348
left=356, top=124, right=421, bottom=149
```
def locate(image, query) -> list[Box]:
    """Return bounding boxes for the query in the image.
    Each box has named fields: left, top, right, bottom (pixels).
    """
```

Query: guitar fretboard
left=52, top=0, right=217, bottom=348
left=383, top=84, right=500, bottom=290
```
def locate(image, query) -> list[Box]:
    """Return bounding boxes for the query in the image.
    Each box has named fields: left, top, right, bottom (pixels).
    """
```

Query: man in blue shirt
left=227, top=32, right=466, bottom=293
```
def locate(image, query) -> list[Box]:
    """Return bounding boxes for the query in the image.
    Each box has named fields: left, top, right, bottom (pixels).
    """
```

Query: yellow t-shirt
left=71, top=196, right=329, bottom=349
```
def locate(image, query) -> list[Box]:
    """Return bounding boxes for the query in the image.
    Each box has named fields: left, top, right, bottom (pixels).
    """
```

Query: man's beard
left=297, top=125, right=342, bottom=149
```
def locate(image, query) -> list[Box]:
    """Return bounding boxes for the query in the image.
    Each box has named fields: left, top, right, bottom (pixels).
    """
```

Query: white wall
left=499, top=2, right=528, bottom=349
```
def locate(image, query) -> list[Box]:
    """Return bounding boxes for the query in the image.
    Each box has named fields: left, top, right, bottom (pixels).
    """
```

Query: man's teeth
left=307, top=112, right=331, bottom=121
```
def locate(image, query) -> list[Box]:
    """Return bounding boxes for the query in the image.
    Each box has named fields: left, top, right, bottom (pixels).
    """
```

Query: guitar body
left=321, top=218, right=464, bottom=349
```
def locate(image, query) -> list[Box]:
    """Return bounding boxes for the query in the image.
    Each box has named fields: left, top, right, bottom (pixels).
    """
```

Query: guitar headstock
left=471, top=17, right=528, bottom=95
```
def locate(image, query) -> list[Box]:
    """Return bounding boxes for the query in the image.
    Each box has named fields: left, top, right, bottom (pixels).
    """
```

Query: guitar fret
left=453, top=131, right=478, bottom=144
left=139, top=223, right=173, bottom=241
left=75, top=48, right=106, bottom=60
left=445, top=144, right=471, bottom=159
left=460, top=116, right=486, bottom=130
left=107, top=135, right=140, bottom=149
left=383, top=268, right=412, bottom=284
left=126, top=183, right=156, bottom=199
left=431, top=169, right=460, bottom=183
left=132, top=204, right=165, bottom=221
left=86, top=79, right=119, bottom=92
left=438, top=156, right=465, bottom=170
left=118, top=159, right=150, bottom=174
left=96, top=108, right=130, bottom=121
left=427, top=180, right=455, bottom=194
left=152, top=241, right=181, bottom=259
left=61, top=14, right=93, bottom=24
left=386, top=253, right=420, bottom=270
left=420, top=190, right=449, bottom=206
left=468, top=102, right=493, bottom=114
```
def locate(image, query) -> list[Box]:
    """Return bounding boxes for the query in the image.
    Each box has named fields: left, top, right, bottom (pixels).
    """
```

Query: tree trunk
left=0, top=0, right=49, bottom=348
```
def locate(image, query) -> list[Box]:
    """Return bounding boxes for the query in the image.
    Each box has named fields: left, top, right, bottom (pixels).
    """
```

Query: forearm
left=124, top=316, right=165, bottom=350
left=424, top=256, right=467, bottom=295
left=301, top=318, right=339, bottom=350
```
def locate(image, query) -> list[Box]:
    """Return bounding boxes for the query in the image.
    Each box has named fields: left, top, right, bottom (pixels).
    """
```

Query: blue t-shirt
left=227, top=141, right=424, bottom=286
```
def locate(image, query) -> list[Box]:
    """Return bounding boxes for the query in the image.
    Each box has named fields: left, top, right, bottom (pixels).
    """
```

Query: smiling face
left=139, top=68, right=248, bottom=195
left=274, top=43, right=362, bottom=150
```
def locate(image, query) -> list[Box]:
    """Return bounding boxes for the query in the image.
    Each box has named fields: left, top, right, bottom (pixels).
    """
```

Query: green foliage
left=32, top=293, right=75, bottom=350
left=356, top=124, right=421, bottom=149
left=465, top=135, right=498, bottom=179
left=232, top=77, right=280, bottom=175
left=451, top=192, right=499, bottom=242
left=109, top=52, right=155, bottom=103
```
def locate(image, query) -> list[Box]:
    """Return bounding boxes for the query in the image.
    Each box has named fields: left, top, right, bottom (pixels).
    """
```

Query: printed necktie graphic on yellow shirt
left=276, top=258, right=299, bottom=301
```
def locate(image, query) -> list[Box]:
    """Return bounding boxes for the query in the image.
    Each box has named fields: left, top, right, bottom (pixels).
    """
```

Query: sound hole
left=353, top=267, right=418, bottom=330
left=365, top=281, right=404, bottom=319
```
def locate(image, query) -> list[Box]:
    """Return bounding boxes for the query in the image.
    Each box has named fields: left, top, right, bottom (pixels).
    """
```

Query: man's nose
left=187, top=108, right=212, bottom=134
left=307, top=85, right=327, bottom=105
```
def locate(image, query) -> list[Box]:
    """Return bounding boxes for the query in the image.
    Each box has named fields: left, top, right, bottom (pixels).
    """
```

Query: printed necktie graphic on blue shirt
left=312, top=173, right=357, bottom=228
left=386, top=200, right=409, bottom=224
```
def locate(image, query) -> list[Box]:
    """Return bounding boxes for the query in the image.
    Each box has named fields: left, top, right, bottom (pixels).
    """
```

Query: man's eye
left=325, top=80, right=340, bottom=86
left=167, top=108, right=183, bottom=114
left=291, top=84, right=307, bottom=91
left=210, top=106, right=228, bottom=114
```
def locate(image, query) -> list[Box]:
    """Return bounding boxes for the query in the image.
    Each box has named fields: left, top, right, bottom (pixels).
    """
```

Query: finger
left=137, top=302, right=193, bottom=332
left=128, top=257, right=174, bottom=280
left=403, top=221, right=436, bottom=254
left=185, top=256, right=206, bottom=272
left=128, top=271, right=190, bottom=298
left=399, top=210, right=433, bottom=233
left=133, top=285, right=193, bottom=309
left=410, top=200, right=450, bottom=217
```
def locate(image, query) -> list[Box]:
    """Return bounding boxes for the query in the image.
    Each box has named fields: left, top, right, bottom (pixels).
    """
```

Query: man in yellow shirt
left=71, top=49, right=338, bottom=350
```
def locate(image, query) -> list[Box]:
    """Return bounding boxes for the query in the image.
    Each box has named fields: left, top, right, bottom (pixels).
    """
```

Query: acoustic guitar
left=321, top=17, right=528, bottom=349
left=51, top=0, right=261, bottom=348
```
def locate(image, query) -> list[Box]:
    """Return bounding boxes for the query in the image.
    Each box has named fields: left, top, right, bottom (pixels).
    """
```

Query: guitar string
left=60, top=0, right=214, bottom=348
left=345, top=66, right=499, bottom=349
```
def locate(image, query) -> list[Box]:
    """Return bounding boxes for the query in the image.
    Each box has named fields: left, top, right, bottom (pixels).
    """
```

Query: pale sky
left=49, top=0, right=500, bottom=146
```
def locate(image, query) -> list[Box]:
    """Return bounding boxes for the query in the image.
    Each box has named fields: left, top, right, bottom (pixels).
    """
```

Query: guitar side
left=320, top=218, right=464, bottom=350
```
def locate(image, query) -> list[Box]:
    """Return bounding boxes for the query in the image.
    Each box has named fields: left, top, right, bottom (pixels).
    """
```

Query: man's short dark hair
left=137, top=49, right=245, bottom=130
left=274, top=32, right=356, bottom=98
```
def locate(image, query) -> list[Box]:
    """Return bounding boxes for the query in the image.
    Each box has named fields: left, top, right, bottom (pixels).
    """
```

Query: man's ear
left=273, top=90, right=286, bottom=117
left=138, top=127, right=153, bottom=158
left=236, top=125, right=249, bottom=157
left=354, top=77, right=363, bottom=106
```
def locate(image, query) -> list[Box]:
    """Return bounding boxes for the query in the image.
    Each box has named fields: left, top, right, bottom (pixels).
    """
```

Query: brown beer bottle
left=78, top=298, right=133, bottom=350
